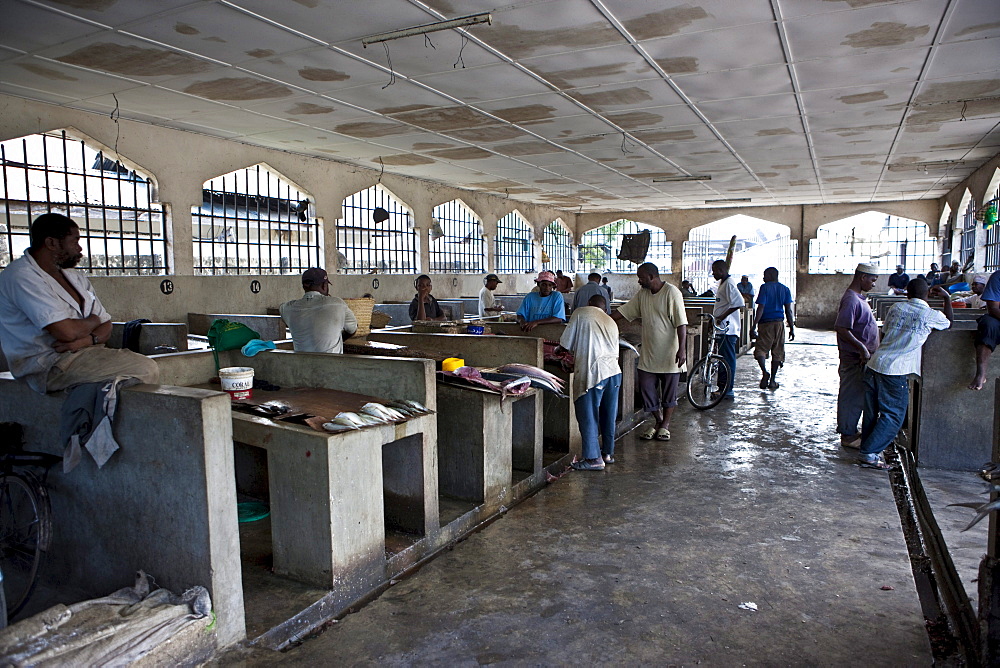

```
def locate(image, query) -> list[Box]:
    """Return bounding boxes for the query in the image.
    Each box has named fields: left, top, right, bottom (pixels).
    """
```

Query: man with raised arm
left=0, top=213, right=159, bottom=394
left=280, top=267, right=358, bottom=354
left=712, top=259, right=744, bottom=401
left=612, top=262, right=687, bottom=441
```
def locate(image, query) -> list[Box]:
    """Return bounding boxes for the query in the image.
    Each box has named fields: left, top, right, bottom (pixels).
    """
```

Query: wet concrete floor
left=219, top=328, right=932, bottom=665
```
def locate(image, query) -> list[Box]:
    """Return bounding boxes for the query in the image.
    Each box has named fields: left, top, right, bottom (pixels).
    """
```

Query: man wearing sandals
left=834, top=263, right=880, bottom=449
left=858, top=279, right=952, bottom=469
left=560, top=294, right=622, bottom=471
left=612, top=262, right=687, bottom=442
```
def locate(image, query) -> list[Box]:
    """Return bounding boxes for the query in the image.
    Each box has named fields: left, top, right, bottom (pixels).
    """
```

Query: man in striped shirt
left=857, top=278, right=953, bottom=469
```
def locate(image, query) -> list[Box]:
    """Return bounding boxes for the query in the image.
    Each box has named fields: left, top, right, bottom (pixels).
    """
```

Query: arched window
left=429, top=199, right=484, bottom=273
left=685, top=216, right=795, bottom=296
left=579, top=220, right=671, bottom=275
left=960, top=193, right=978, bottom=267
left=192, top=164, right=319, bottom=275
left=0, top=130, right=167, bottom=274
left=338, top=185, right=416, bottom=274
left=543, top=220, right=574, bottom=273
left=984, top=171, right=1000, bottom=271
left=808, top=213, right=936, bottom=277
left=495, top=211, right=533, bottom=273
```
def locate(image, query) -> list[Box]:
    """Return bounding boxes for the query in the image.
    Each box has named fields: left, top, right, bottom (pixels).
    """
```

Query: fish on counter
left=361, top=402, right=405, bottom=421
left=618, top=338, right=640, bottom=355
left=497, top=363, right=566, bottom=393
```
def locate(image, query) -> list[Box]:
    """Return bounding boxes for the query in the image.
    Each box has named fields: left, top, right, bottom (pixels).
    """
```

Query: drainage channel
left=886, top=445, right=980, bottom=666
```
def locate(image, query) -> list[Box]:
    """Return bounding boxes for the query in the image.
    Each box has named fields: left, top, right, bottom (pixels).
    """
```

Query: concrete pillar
left=158, top=184, right=194, bottom=276
left=412, top=201, right=433, bottom=274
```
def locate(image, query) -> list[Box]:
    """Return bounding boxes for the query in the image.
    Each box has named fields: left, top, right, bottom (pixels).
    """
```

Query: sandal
left=768, top=380, right=779, bottom=390
left=858, top=455, right=890, bottom=470
left=759, top=373, right=770, bottom=390
left=639, top=426, right=656, bottom=440
left=603, top=454, right=615, bottom=464
left=572, top=460, right=606, bottom=471
left=655, top=428, right=671, bottom=441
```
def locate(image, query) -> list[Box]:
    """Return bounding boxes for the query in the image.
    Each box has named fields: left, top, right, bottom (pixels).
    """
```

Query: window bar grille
left=192, top=165, right=319, bottom=275
left=430, top=200, right=484, bottom=274
left=338, top=186, right=417, bottom=274
left=961, top=197, right=977, bottom=267
left=0, top=131, right=167, bottom=274
left=580, top=220, right=671, bottom=275
left=495, top=212, right=533, bottom=273
left=985, top=185, right=1000, bottom=272
left=543, top=222, right=574, bottom=273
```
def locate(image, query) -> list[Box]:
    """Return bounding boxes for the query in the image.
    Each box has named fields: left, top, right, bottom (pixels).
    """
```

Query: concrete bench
left=0, top=373, right=245, bottom=647
left=106, top=321, right=189, bottom=354
left=187, top=313, right=286, bottom=341
left=155, top=348, right=438, bottom=591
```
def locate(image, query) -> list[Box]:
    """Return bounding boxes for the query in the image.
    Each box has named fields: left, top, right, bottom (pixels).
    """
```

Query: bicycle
left=0, top=422, right=61, bottom=622
left=685, top=313, right=733, bottom=410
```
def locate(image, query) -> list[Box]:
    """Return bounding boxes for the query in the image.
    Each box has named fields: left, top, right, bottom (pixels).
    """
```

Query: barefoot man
left=970, top=269, right=1000, bottom=390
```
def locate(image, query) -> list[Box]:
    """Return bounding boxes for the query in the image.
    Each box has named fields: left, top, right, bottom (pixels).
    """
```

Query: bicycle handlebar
left=698, top=312, right=730, bottom=334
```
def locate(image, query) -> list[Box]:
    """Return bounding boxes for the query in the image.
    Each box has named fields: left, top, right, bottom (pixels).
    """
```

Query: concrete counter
left=0, top=375, right=245, bottom=647
left=106, top=321, right=189, bottom=353
left=910, top=322, right=1000, bottom=471
left=367, top=331, right=544, bottom=368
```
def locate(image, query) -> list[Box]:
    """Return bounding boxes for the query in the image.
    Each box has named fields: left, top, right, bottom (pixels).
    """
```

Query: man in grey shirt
left=280, top=268, right=358, bottom=354
left=573, top=272, right=611, bottom=314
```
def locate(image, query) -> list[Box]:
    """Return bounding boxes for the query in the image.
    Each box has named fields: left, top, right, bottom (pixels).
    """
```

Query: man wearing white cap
left=955, top=274, right=987, bottom=310
left=970, top=270, right=1000, bottom=390
left=516, top=270, right=566, bottom=331
left=834, top=263, right=880, bottom=448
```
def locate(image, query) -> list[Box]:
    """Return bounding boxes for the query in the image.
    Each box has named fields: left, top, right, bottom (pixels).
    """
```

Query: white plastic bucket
left=219, top=366, right=254, bottom=400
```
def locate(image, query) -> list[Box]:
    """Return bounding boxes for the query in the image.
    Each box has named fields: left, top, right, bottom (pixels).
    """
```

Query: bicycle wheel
left=0, top=472, right=49, bottom=619
left=686, top=355, right=732, bottom=410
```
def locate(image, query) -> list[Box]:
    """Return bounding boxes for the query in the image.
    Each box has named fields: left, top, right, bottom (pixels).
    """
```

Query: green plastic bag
left=207, top=319, right=260, bottom=372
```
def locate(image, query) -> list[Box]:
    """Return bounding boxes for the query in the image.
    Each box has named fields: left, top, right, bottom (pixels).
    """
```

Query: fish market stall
left=154, top=348, right=438, bottom=640
left=366, top=331, right=548, bottom=501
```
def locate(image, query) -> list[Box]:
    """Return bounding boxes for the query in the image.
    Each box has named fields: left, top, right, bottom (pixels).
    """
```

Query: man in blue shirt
left=887, top=265, right=909, bottom=295
left=516, top=270, right=566, bottom=331
left=750, top=267, right=795, bottom=390
left=969, top=269, right=1000, bottom=390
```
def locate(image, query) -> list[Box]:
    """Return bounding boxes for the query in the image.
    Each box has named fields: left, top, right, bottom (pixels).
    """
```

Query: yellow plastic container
left=442, top=357, right=465, bottom=372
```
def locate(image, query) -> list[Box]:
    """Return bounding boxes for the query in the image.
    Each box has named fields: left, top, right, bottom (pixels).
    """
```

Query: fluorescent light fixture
left=705, top=198, right=752, bottom=204
left=651, top=174, right=712, bottom=182
left=362, top=13, right=492, bottom=46
left=887, top=160, right=964, bottom=172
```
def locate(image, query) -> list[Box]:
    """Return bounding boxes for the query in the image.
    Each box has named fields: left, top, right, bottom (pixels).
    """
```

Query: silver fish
left=618, top=339, right=639, bottom=356
left=401, top=399, right=429, bottom=413
left=335, top=412, right=366, bottom=427
left=322, top=421, right=357, bottom=433
left=387, top=401, right=417, bottom=416
left=364, top=402, right=405, bottom=421
left=356, top=412, right=387, bottom=425
left=962, top=498, right=1000, bottom=531
left=497, top=363, right=565, bottom=390
left=327, top=416, right=360, bottom=430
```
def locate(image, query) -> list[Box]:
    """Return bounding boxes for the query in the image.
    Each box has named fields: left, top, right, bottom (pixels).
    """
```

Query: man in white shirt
left=0, top=213, right=159, bottom=393
left=559, top=294, right=622, bottom=470
left=858, top=278, right=952, bottom=469
left=612, top=262, right=687, bottom=441
left=477, top=274, right=503, bottom=318
left=280, top=268, right=358, bottom=354
left=712, top=259, right=744, bottom=400
left=956, top=274, right=987, bottom=310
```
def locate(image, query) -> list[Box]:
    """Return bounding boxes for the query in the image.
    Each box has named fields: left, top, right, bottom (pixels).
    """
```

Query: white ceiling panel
left=0, top=0, right=996, bottom=211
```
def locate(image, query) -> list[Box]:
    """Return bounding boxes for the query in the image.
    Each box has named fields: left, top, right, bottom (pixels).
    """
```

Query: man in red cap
left=516, top=270, right=566, bottom=331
